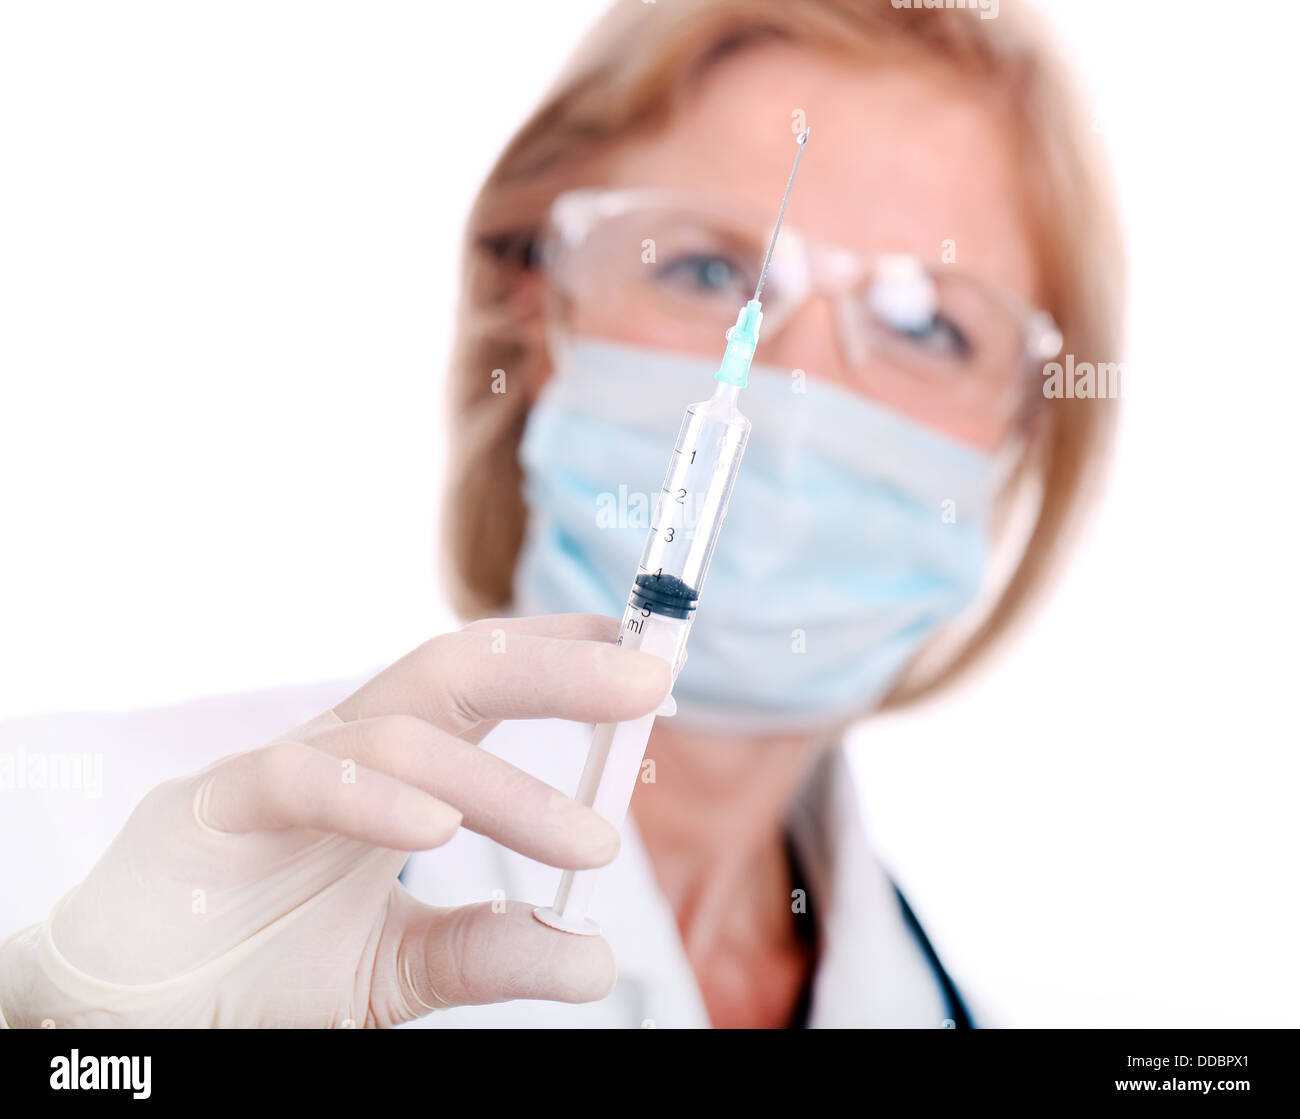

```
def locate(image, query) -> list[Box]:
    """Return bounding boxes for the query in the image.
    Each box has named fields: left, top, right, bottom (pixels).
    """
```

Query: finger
left=299, top=715, right=619, bottom=869
left=333, top=615, right=671, bottom=737
left=381, top=892, right=616, bottom=1021
left=459, top=613, right=620, bottom=642
left=455, top=615, right=620, bottom=744
left=195, top=740, right=462, bottom=850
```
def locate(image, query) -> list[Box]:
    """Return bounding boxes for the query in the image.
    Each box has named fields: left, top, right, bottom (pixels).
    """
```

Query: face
left=541, top=43, right=1043, bottom=451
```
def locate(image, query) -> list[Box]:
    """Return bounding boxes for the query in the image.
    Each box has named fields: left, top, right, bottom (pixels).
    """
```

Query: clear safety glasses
left=538, top=187, right=1063, bottom=432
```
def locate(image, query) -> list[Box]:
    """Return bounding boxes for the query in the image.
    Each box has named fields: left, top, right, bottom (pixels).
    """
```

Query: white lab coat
left=0, top=677, right=967, bottom=1029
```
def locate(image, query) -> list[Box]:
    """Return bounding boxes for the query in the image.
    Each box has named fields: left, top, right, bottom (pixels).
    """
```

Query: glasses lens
left=853, top=258, right=1031, bottom=419
left=548, top=202, right=771, bottom=351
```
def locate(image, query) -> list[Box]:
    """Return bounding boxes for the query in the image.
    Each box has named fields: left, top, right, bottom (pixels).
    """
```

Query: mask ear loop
left=537, top=220, right=580, bottom=385
left=535, top=189, right=617, bottom=385
left=967, top=342, right=1058, bottom=669
left=987, top=325, right=1060, bottom=563
left=1008, top=307, right=1064, bottom=425
left=980, top=290, right=1068, bottom=625
left=542, top=303, right=574, bottom=382
left=988, top=427, right=1029, bottom=496
left=987, top=296, right=1066, bottom=479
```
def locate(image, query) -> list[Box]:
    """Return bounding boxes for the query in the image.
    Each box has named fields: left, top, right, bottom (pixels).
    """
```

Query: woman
left=0, top=0, right=1121, bottom=1029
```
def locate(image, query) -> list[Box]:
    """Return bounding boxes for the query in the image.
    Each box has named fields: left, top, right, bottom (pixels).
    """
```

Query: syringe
left=534, top=128, right=812, bottom=936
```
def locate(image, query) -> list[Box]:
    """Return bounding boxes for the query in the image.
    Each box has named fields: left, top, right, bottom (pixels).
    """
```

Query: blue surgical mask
left=513, top=336, right=998, bottom=733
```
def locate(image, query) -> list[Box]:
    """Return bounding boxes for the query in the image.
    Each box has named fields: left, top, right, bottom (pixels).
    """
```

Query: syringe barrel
left=536, top=610, right=688, bottom=935
left=534, top=385, right=751, bottom=937
left=637, top=383, right=751, bottom=612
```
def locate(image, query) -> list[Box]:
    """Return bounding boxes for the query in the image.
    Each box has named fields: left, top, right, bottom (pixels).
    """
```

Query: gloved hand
left=0, top=614, right=670, bottom=1028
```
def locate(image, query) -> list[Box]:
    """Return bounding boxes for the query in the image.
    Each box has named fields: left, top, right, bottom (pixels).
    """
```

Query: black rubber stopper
left=629, top=572, right=699, bottom=620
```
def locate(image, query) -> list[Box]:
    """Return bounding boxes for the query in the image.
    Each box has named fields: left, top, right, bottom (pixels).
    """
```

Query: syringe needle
left=753, top=126, right=811, bottom=303
left=715, top=126, right=813, bottom=390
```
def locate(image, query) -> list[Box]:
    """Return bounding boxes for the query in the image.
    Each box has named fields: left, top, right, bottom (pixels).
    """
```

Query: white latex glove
left=0, top=614, right=671, bottom=1028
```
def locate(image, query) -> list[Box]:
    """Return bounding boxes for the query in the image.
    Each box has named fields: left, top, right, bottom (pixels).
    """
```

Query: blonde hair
left=442, top=0, right=1124, bottom=711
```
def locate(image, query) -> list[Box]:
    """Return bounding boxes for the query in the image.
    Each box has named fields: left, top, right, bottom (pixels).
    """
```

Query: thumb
left=376, top=890, right=616, bottom=1025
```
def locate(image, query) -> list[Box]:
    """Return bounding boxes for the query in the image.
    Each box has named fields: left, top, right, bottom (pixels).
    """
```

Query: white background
left=1, top=1, right=1296, bottom=1026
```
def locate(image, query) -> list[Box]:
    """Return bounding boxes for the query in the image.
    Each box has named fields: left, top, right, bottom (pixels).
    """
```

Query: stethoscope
left=785, top=830, right=975, bottom=1029
left=892, top=880, right=975, bottom=1029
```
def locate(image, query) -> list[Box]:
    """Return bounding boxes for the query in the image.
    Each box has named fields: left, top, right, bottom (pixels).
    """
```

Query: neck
left=631, top=719, right=831, bottom=959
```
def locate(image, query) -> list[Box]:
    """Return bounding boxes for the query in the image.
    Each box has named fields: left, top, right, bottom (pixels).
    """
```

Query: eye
left=654, top=252, right=750, bottom=298
left=866, top=269, right=973, bottom=362
left=888, top=311, right=972, bottom=360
